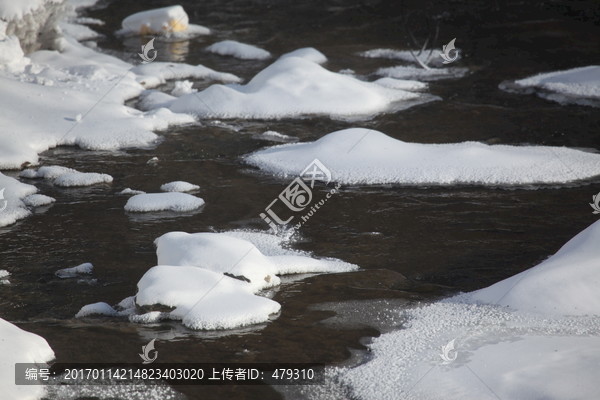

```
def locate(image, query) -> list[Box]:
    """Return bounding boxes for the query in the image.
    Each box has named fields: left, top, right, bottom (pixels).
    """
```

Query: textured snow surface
left=206, top=40, right=271, bottom=60
left=501, top=65, right=600, bottom=107
left=245, top=128, right=600, bottom=185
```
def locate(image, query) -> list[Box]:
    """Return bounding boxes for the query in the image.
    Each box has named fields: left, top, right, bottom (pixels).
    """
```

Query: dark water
left=1, top=0, right=599, bottom=399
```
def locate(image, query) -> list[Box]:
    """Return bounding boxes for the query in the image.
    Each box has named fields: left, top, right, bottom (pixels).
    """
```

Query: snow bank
left=465, top=220, right=600, bottom=315
left=313, top=220, right=600, bottom=400
left=21, top=165, right=113, bottom=187
left=0, top=172, right=37, bottom=227
left=206, top=40, right=271, bottom=60
left=0, top=317, right=54, bottom=400
left=56, top=262, right=93, bottom=278
left=245, top=128, right=600, bottom=185
left=373, top=77, right=427, bottom=91
left=124, top=192, right=205, bottom=212
left=136, top=266, right=281, bottom=330
left=118, top=5, right=209, bottom=36
left=166, top=50, right=427, bottom=119
left=500, top=65, right=600, bottom=107
left=159, top=181, right=199, bottom=193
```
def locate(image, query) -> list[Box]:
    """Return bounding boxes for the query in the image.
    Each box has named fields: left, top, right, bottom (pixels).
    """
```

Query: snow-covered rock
left=166, top=49, right=429, bottom=119
left=135, top=266, right=281, bottom=330
left=279, top=47, right=327, bottom=64
left=245, top=128, right=600, bottom=185
left=500, top=65, right=600, bottom=107
left=124, top=192, right=205, bottom=212
left=118, top=5, right=209, bottom=36
left=159, top=181, right=199, bottom=193
left=0, top=317, right=55, bottom=400
left=206, top=40, right=271, bottom=60
left=21, top=165, right=113, bottom=187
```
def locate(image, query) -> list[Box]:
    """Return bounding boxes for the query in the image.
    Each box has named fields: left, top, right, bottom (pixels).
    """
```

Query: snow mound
left=167, top=51, right=426, bottom=119
left=171, top=80, right=196, bottom=96
left=22, top=193, right=55, bottom=207
left=21, top=165, right=113, bottom=187
left=56, top=262, right=93, bottom=278
left=135, top=265, right=281, bottom=330
left=75, top=302, right=117, bottom=318
left=0, top=317, right=55, bottom=400
left=465, top=220, right=600, bottom=315
left=255, top=130, right=297, bottom=142
left=0, top=172, right=37, bottom=227
left=279, top=48, right=327, bottom=64
left=118, top=5, right=209, bottom=36
left=119, top=188, right=145, bottom=195
left=160, top=181, right=199, bottom=193
left=245, top=128, right=600, bottom=185
left=124, top=192, right=205, bottom=212
left=206, top=40, right=271, bottom=60
left=500, top=65, right=600, bottom=107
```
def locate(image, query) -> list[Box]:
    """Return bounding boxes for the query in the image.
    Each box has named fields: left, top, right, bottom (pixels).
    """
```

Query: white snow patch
left=170, top=80, right=196, bottom=96
left=124, top=192, right=205, bottom=212
left=166, top=51, right=427, bottom=119
left=75, top=302, right=117, bottom=317
left=56, top=262, right=93, bottom=278
left=255, top=130, right=297, bottom=142
left=119, top=188, right=146, bottom=195
left=206, top=40, right=271, bottom=60
left=22, top=194, right=55, bottom=207
left=160, top=181, right=199, bottom=193
left=0, top=317, right=55, bottom=400
left=500, top=65, right=600, bottom=107
left=245, top=128, right=600, bottom=185
left=132, top=61, right=241, bottom=88
left=21, top=165, right=113, bottom=187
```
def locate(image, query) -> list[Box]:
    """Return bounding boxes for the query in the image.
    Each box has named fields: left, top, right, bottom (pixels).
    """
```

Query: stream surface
left=1, top=0, right=599, bottom=399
